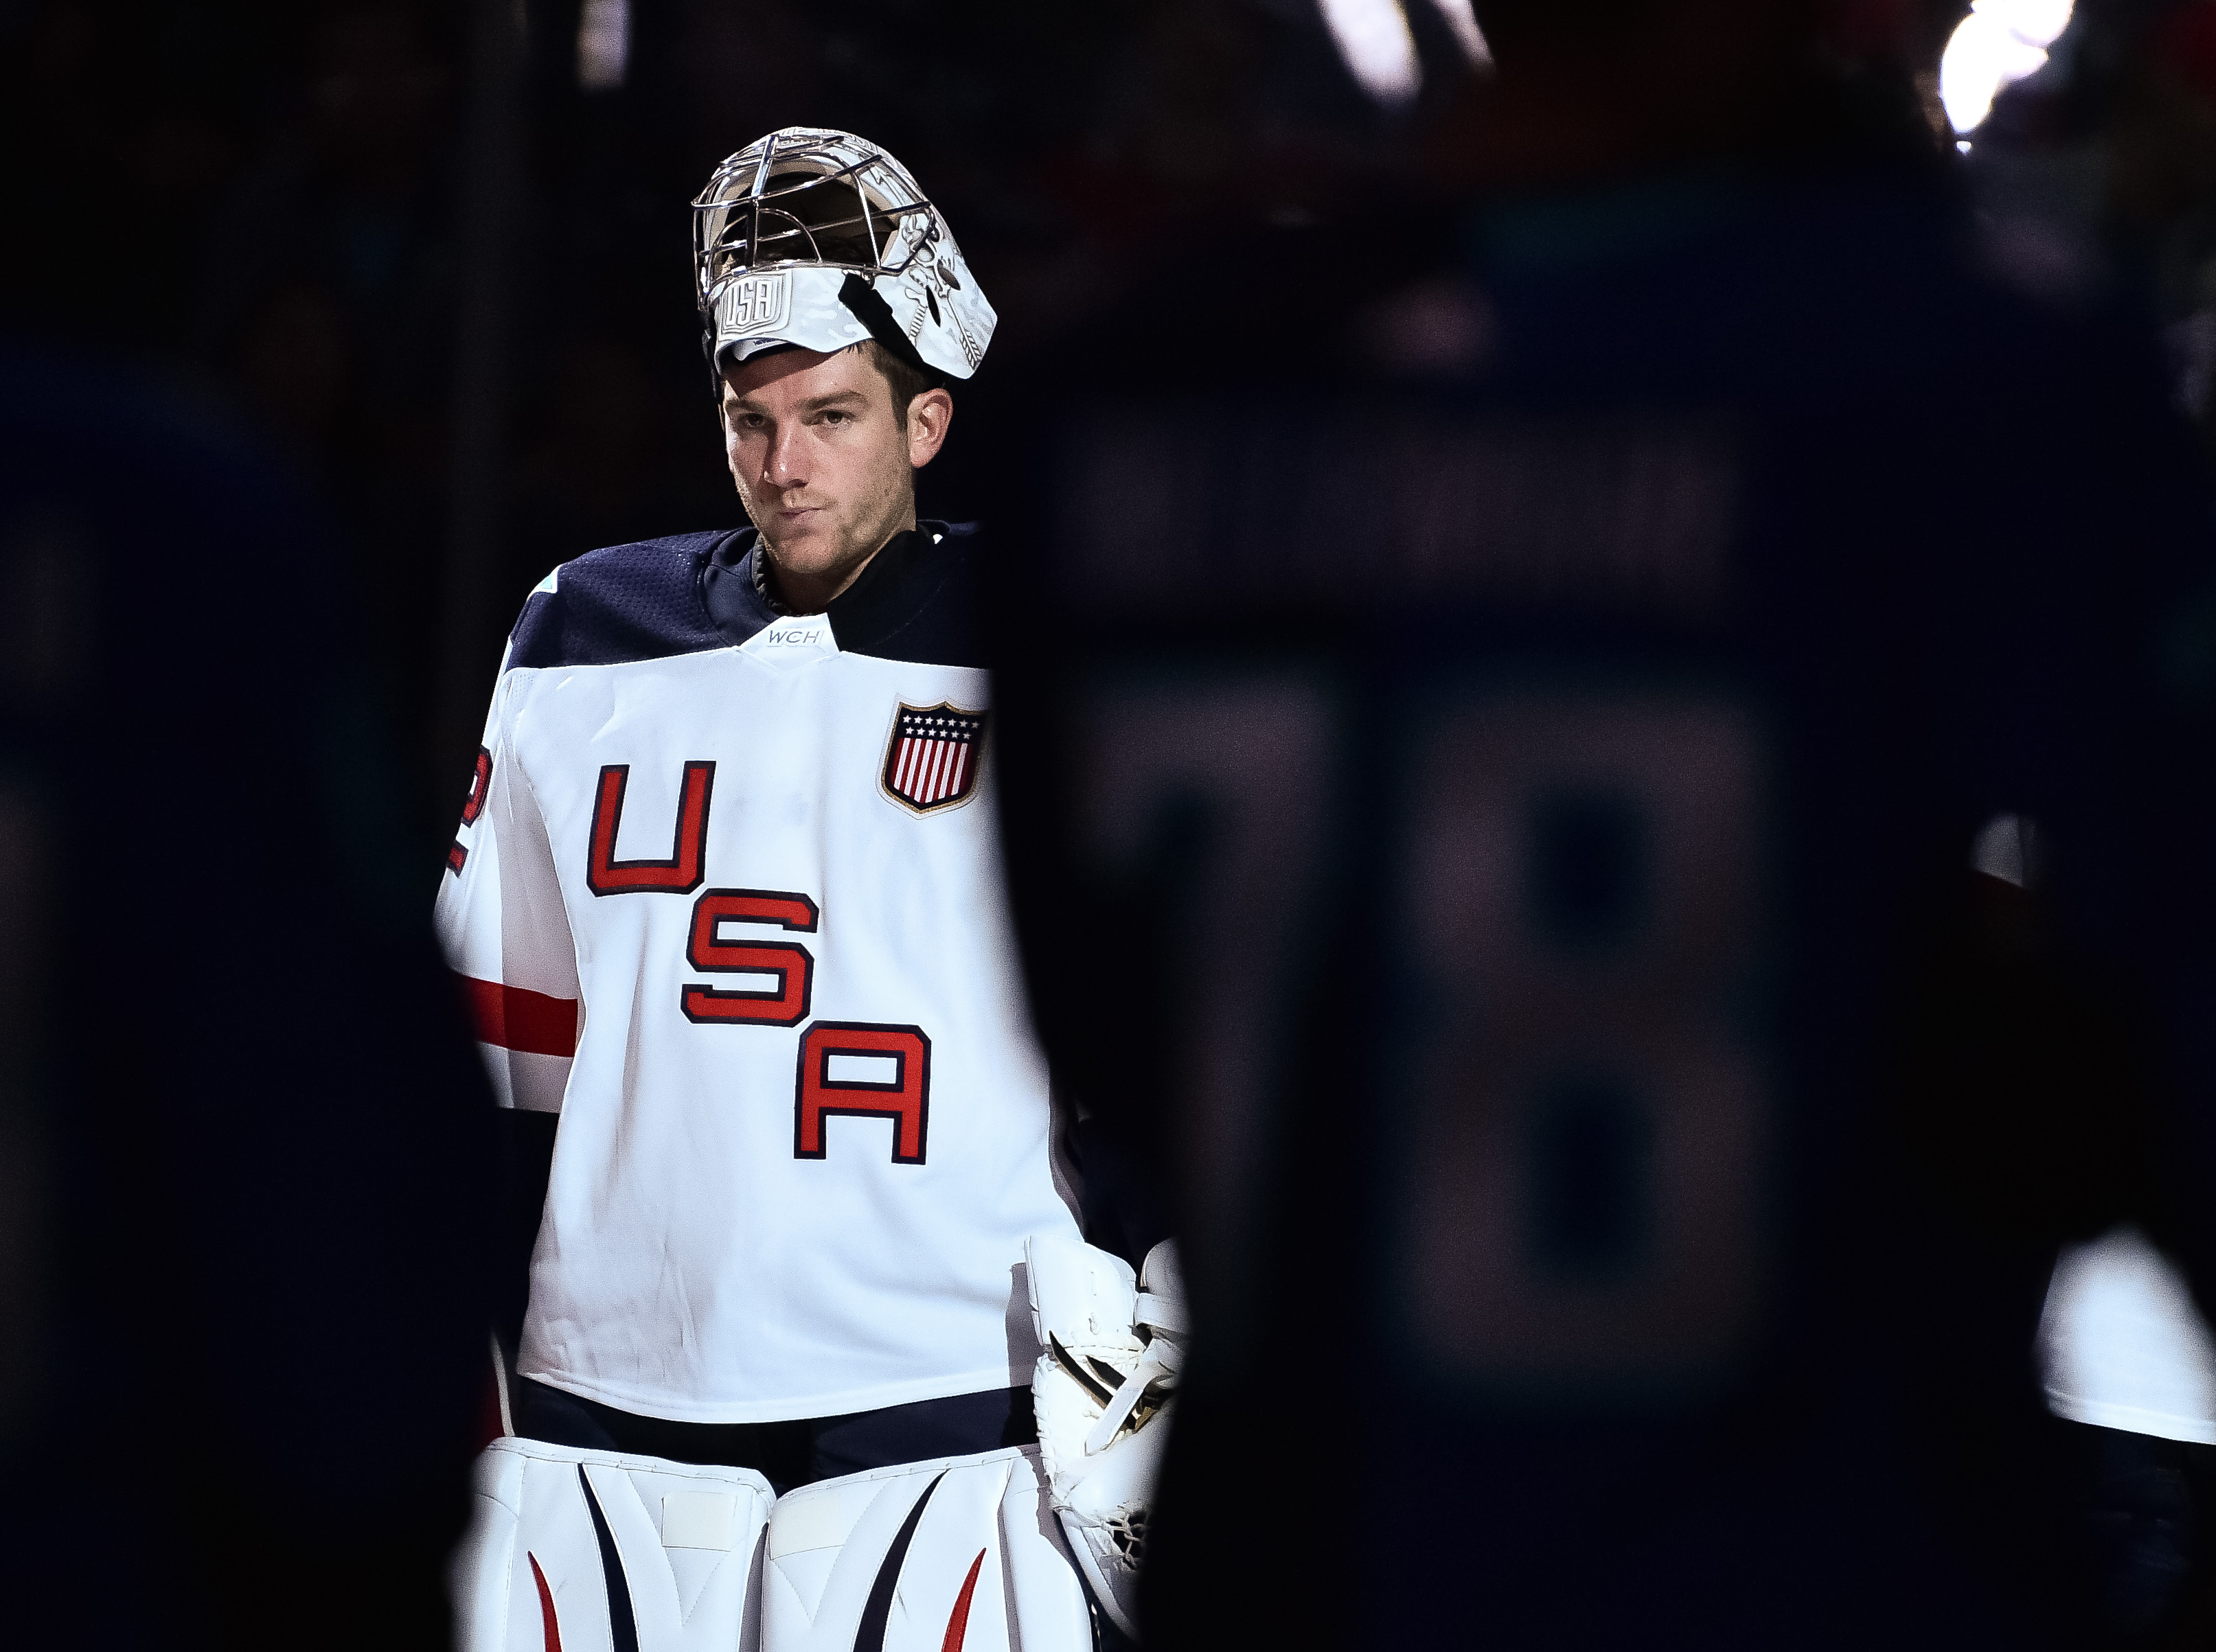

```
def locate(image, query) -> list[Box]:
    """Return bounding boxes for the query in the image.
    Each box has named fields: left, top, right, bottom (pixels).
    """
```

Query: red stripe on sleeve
left=457, top=974, right=580, bottom=1057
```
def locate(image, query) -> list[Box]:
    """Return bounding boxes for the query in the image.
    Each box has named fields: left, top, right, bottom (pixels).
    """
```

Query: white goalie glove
left=1025, top=1232, right=1185, bottom=1641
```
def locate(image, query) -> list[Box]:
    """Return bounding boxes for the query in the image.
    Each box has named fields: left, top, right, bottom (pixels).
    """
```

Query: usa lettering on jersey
left=433, top=531, right=1081, bottom=1424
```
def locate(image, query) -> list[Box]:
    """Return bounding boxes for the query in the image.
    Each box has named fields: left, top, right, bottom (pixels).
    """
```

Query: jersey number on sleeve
left=446, top=746, right=494, bottom=875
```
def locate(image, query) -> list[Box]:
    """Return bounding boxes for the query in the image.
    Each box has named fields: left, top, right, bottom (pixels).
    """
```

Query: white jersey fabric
left=1972, top=816, right=2216, bottom=1447
left=2040, top=1227, right=2216, bottom=1446
left=436, top=523, right=1082, bottom=1423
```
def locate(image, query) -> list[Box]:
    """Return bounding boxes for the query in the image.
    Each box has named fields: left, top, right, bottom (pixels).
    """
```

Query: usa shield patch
left=881, top=702, right=989, bottom=814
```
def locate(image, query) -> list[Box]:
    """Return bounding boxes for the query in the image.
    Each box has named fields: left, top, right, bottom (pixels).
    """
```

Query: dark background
left=0, top=0, right=1421, bottom=856
left=3, top=2, right=2216, bottom=1644
left=8, top=0, right=2211, bottom=860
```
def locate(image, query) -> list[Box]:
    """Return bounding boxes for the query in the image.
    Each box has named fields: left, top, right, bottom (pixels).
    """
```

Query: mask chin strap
left=837, top=273, right=946, bottom=389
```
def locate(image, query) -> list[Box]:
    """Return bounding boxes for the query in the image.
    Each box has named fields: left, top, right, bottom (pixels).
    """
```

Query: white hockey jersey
left=435, top=523, right=1082, bottom=1423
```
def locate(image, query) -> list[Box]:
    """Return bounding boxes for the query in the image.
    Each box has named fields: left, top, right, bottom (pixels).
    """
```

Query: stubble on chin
left=757, top=509, right=897, bottom=614
left=759, top=512, right=856, bottom=579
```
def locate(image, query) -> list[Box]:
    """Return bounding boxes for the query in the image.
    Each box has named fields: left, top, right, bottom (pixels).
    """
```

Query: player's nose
left=763, top=422, right=808, bottom=487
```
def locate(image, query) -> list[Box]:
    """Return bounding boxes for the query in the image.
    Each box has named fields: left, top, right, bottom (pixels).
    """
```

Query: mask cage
left=692, top=137, right=937, bottom=307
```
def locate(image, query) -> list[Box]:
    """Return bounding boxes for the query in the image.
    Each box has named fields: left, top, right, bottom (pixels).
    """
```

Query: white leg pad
left=453, top=1436, right=775, bottom=1652
left=759, top=1445, right=1095, bottom=1652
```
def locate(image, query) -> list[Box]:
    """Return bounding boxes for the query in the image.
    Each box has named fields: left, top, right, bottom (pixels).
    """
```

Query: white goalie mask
left=693, top=127, right=995, bottom=387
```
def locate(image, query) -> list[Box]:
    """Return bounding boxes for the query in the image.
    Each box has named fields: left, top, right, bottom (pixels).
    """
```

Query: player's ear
left=906, top=386, right=953, bottom=470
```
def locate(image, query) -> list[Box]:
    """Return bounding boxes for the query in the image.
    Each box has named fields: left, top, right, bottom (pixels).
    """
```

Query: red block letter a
left=795, top=1023, right=931, bottom=1165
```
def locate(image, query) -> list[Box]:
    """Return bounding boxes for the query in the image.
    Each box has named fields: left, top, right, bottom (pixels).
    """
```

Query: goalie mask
left=693, top=127, right=995, bottom=389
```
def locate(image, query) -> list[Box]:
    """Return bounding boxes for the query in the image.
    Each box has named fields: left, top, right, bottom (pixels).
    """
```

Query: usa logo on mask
left=718, top=271, right=791, bottom=334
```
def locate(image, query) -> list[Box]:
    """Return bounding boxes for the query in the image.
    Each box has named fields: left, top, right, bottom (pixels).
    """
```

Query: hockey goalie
left=436, top=128, right=1174, bottom=1649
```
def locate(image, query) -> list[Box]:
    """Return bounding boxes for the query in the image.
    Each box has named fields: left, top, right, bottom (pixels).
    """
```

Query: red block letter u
left=587, top=761, right=714, bottom=895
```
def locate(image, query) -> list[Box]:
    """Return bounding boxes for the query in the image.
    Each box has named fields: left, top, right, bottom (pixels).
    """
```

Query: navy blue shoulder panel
left=828, top=520, right=987, bottom=669
left=505, top=530, right=740, bottom=669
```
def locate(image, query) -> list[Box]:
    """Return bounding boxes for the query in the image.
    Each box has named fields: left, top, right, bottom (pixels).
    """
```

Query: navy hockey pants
left=512, top=1376, right=1036, bottom=1497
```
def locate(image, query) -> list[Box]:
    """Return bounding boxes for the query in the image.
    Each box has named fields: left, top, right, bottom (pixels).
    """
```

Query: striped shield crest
left=881, top=702, right=990, bottom=814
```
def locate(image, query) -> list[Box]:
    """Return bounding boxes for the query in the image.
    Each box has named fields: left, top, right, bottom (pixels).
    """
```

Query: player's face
left=719, top=345, right=952, bottom=612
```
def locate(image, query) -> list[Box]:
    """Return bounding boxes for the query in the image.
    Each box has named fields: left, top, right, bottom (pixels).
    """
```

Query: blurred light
left=1319, top=0, right=1422, bottom=105
left=1425, top=0, right=1493, bottom=67
left=1939, top=0, right=2072, bottom=134
left=577, top=0, right=630, bottom=91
